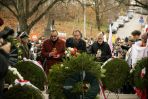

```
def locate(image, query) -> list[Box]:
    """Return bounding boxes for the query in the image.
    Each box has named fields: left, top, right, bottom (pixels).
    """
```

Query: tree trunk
left=0, top=0, right=61, bottom=34
left=18, top=17, right=29, bottom=33
left=44, top=15, right=54, bottom=36
left=17, top=0, right=29, bottom=33
left=94, top=0, right=101, bottom=31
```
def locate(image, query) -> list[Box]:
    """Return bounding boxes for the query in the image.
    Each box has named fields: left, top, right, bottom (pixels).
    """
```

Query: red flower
left=70, top=48, right=77, bottom=56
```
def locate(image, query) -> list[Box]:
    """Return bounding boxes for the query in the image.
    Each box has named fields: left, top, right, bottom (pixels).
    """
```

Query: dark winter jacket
left=90, top=41, right=112, bottom=62
left=0, top=49, right=9, bottom=80
left=0, top=49, right=9, bottom=99
left=66, top=37, right=86, bottom=52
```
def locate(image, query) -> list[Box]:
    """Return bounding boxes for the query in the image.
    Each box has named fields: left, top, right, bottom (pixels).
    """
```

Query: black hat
left=18, top=32, right=29, bottom=39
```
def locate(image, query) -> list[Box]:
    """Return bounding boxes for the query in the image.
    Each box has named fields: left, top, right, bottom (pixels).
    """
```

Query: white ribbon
left=8, top=66, right=24, bottom=80
left=23, top=58, right=44, bottom=71
left=15, top=79, right=38, bottom=89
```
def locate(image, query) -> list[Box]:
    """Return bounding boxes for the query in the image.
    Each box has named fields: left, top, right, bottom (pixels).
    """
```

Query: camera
left=0, top=26, right=14, bottom=47
left=0, top=26, right=14, bottom=39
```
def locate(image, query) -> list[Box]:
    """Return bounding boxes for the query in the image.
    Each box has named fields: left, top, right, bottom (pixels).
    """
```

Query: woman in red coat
left=41, top=30, right=65, bottom=74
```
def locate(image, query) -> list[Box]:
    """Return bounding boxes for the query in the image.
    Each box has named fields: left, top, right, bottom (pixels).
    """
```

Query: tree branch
left=27, top=0, right=48, bottom=18
left=25, top=0, right=29, bottom=16
left=99, top=5, right=119, bottom=14
left=134, top=0, right=145, bottom=6
left=127, top=3, right=148, bottom=9
left=115, top=0, right=148, bottom=10
left=75, top=0, right=84, bottom=7
left=0, top=1, right=19, bottom=19
left=134, top=0, right=148, bottom=9
left=11, top=0, right=19, bottom=15
left=28, top=0, right=62, bottom=30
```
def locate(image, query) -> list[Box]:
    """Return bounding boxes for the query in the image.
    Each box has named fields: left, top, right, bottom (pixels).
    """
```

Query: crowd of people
left=0, top=16, right=148, bottom=98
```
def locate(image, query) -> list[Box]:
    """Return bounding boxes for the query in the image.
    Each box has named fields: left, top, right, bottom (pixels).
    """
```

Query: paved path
left=100, top=93, right=139, bottom=99
left=44, top=93, right=139, bottom=99
left=116, top=14, right=141, bottom=39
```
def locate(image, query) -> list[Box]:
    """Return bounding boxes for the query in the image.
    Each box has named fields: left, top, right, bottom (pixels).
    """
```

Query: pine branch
left=11, top=0, right=19, bottom=15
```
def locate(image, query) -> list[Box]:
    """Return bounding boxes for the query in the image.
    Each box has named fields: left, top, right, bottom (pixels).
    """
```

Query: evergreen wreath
left=5, top=66, right=24, bottom=85
left=5, top=84, right=44, bottom=99
left=63, top=72, right=99, bottom=99
left=13, top=61, right=47, bottom=90
left=102, top=58, right=129, bottom=92
left=133, top=57, right=148, bottom=90
left=5, top=70, right=19, bottom=85
left=48, top=53, right=104, bottom=99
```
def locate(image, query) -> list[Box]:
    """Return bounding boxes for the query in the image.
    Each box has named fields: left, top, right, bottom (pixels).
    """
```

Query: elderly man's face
left=73, top=31, right=81, bottom=40
left=50, top=31, right=58, bottom=41
left=97, top=35, right=104, bottom=44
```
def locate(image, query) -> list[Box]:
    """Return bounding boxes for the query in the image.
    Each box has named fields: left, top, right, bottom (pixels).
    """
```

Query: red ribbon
left=99, top=81, right=106, bottom=99
left=18, top=80, right=29, bottom=83
left=134, top=88, right=147, bottom=99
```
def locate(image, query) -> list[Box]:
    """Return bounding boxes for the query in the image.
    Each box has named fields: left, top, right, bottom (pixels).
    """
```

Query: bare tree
left=116, top=0, right=148, bottom=10
left=74, top=0, right=119, bottom=31
left=0, top=0, right=64, bottom=34
left=74, top=0, right=102, bottom=30
left=93, top=0, right=101, bottom=30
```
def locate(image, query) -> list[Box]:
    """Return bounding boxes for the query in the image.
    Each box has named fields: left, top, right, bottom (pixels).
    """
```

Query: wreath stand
left=99, top=83, right=119, bottom=99
left=100, top=58, right=130, bottom=99
left=63, top=71, right=100, bottom=99
left=105, top=90, right=119, bottom=99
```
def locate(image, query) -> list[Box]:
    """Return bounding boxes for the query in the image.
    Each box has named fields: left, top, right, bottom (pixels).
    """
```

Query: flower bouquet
left=65, top=47, right=79, bottom=57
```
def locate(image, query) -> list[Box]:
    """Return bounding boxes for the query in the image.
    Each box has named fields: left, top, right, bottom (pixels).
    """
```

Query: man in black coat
left=66, top=30, right=86, bottom=52
left=0, top=39, right=11, bottom=99
left=90, top=33, right=112, bottom=62
left=0, top=21, right=11, bottom=98
left=18, top=32, right=31, bottom=59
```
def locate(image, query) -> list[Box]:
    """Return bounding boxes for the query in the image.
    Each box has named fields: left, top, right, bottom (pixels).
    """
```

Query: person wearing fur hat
left=0, top=41, right=10, bottom=99
left=18, top=32, right=31, bottom=59
left=0, top=23, right=11, bottom=99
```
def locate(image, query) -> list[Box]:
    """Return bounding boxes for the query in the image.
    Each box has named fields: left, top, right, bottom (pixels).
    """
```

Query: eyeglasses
left=74, top=35, right=80, bottom=37
left=51, top=35, right=58, bottom=38
left=98, top=38, right=103, bottom=40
